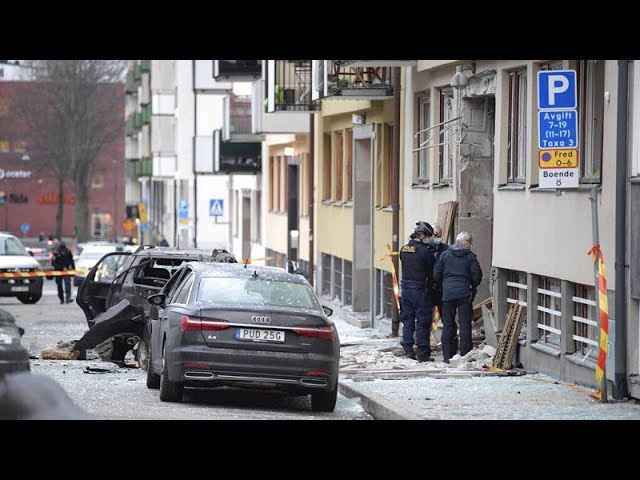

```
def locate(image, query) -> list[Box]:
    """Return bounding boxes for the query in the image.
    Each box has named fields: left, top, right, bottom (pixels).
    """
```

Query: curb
left=338, top=380, right=422, bottom=420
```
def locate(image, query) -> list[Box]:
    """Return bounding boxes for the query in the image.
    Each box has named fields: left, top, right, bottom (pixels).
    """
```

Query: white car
left=0, top=233, right=44, bottom=304
left=73, top=244, right=124, bottom=287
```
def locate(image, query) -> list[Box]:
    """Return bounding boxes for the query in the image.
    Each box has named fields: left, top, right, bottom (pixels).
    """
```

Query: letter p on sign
left=538, top=70, right=577, bottom=110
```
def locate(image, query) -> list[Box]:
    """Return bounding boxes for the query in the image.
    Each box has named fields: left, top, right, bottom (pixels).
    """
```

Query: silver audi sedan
left=146, top=261, right=340, bottom=412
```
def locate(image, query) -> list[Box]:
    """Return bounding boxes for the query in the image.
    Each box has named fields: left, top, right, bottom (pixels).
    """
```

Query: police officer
left=51, top=242, right=75, bottom=304
left=399, top=222, right=436, bottom=362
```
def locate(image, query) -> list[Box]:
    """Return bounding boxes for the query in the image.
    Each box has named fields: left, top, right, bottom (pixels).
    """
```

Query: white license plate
left=235, top=328, right=285, bottom=343
left=10, top=286, right=29, bottom=292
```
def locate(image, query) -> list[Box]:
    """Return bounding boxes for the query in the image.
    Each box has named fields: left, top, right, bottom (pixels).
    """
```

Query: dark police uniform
left=399, top=238, right=436, bottom=361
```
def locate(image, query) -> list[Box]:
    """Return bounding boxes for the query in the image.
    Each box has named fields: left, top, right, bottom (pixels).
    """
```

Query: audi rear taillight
left=292, top=325, right=335, bottom=340
left=180, top=315, right=229, bottom=333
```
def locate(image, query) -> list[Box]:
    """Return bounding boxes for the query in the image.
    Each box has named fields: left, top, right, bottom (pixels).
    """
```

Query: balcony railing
left=213, top=129, right=261, bottom=175
left=214, top=60, right=261, bottom=79
left=140, top=60, right=151, bottom=73
left=125, top=70, right=138, bottom=94
left=230, top=95, right=252, bottom=135
left=312, top=60, right=394, bottom=100
left=134, top=157, right=152, bottom=177
left=266, top=60, right=319, bottom=113
left=141, top=104, right=151, bottom=124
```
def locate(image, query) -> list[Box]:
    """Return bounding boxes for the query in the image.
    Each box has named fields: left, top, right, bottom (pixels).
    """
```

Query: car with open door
left=145, top=261, right=340, bottom=412
left=75, top=246, right=233, bottom=366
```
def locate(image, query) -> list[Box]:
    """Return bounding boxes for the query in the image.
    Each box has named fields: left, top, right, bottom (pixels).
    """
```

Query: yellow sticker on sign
left=539, top=149, right=579, bottom=169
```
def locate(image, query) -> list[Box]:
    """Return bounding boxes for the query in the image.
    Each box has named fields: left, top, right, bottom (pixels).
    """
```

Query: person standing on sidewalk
left=51, top=242, right=75, bottom=304
left=399, top=222, right=436, bottom=362
left=433, top=232, right=482, bottom=363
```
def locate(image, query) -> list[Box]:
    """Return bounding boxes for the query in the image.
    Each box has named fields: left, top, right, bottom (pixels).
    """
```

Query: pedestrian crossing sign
left=209, top=199, right=223, bottom=218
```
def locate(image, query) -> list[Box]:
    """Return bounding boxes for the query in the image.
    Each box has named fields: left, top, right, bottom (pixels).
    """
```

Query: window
left=322, top=134, right=332, bottom=201
left=333, top=256, right=342, bottom=302
left=198, top=276, right=320, bottom=310
left=91, top=213, right=112, bottom=239
left=0, top=140, right=9, bottom=153
left=321, top=253, right=332, bottom=296
left=334, top=131, right=343, bottom=201
left=345, top=128, right=353, bottom=201
left=538, top=61, right=563, bottom=71
left=173, top=272, right=195, bottom=304
left=13, top=141, right=27, bottom=153
left=343, top=260, right=352, bottom=306
left=536, top=276, right=561, bottom=347
left=506, top=269, right=528, bottom=310
left=416, top=95, right=430, bottom=184
left=507, top=68, right=527, bottom=183
left=439, top=88, right=454, bottom=181
left=375, top=268, right=394, bottom=318
left=233, top=190, right=239, bottom=237
left=382, top=123, right=393, bottom=206
left=576, top=60, right=604, bottom=183
left=572, top=283, right=598, bottom=358
left=91, top=175, right=105, bottom=189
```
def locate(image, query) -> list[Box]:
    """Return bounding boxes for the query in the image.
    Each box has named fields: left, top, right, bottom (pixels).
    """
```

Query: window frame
left=507, top=68, right=528, bottom=184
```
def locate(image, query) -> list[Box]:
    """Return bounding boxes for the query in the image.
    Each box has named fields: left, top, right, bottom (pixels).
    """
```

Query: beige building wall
left=317, top=99, right=394, bottom=263
left=491, top=60, right=617, bottom=289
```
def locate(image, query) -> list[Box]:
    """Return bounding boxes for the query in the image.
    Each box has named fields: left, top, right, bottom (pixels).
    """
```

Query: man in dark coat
left=433, top=231, right=482, bottom=363
left=51, top=242, right=75, bottom=304
left=399, top=222, right=436, bottom=362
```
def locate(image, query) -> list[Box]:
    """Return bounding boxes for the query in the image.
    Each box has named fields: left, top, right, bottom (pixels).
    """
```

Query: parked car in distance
left=0, top=308, right=30, bottom=377
left=73, top=244, right=125, bottom=287
left=146, top=262, right=339, bottom=412
left=0, top=233, right=44, bottom=304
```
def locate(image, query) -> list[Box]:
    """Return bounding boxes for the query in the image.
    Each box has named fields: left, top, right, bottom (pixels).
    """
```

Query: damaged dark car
left=75, top=246, right=237, bottom=367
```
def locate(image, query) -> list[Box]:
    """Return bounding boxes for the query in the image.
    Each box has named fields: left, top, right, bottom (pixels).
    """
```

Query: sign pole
left=588, top=185, right=607, bottom=403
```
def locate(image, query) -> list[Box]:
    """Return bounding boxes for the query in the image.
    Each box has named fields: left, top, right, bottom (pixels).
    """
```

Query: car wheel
left=159, top=345, right=183, bottom=402
left=17, top=293, right=42, bottom=304
left=145, top=339, right=160, bottom=389
left=310, top=381, right=338, bottom=412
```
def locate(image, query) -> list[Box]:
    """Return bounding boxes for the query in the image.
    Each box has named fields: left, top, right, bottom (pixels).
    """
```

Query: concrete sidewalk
left=333, top=315, right=640, bottom=420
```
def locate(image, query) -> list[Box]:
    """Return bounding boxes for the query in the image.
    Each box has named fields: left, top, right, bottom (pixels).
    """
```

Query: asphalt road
left=1, top=281, right=371, bottom=420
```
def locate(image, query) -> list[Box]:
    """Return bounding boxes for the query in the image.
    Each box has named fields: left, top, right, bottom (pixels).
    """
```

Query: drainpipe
left=391, top=67, right=401, bottom=337
left=309, top=113, right=315, bottom=286
left=614, top=60, right=629, bottom=399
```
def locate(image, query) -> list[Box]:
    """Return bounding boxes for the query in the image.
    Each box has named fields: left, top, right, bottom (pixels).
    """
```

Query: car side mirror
left=28, top=251, right=34, bottom=257
left=19, top=327, right=25, bottom=336
left=149, top=305, right=159, bottom=320
left=322, top=306, right=333, bottom=317
left=148, top=293, right=167, bottom=307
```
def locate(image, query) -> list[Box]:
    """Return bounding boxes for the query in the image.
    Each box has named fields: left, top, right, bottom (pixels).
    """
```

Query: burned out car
left=75, top=246, right=236, bottom=366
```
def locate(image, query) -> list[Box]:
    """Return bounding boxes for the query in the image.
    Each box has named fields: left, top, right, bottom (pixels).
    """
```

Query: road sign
left=209, top=199, right=223, bottom=218
left=540, top=168, right=579, bottom=189
left=179, top=199, right=188, bottom=219
left=140, top=223, right=150, bottom=232
left=20, top=223, right=30, bottom=235
left=538, top=110, right=578, bottom=149
left=137, top=202, right=148, bottom=223
left=538, top=70, right=577, bottom=110
left=539, top=149, right=579, bottom=169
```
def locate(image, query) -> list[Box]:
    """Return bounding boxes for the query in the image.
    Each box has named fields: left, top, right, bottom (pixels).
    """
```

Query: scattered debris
left=83, top=366, right=119, bottom=374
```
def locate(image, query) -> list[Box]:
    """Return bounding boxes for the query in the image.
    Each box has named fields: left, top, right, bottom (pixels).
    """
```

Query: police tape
left=0, top=270, right=78, bottom=278
left=588, top=243, right=609, bottom=401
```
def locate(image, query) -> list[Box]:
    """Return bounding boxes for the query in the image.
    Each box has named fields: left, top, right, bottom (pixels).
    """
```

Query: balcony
left=213, top=60, right=261, bottom=80
left=133, top=157, right=152, bottom=177
left=125, top=114, right=137, bottom=137
left=311, top=60, right=393, bottom=100
left=265, top=60, right=319, bottom=113
left=141, top=104, right=151, bottom=124
left=339, top=60, right=416, bottom=67
left=194, top=60, right=233, bottom=92
left=252, top=79, right=310, bottom=134
left=214, top=129, right=261, bottom=175
left=125, top=69, right=138, bottom=94
left=140, top=60, right=151, bottom=73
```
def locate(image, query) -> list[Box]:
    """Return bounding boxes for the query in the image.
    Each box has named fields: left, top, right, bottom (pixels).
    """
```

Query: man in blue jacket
left=399, top=222, right=436, bottom=362
left=433, top=231, right=482, bottom=363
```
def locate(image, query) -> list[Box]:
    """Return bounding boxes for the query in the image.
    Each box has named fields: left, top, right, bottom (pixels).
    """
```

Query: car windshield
left=1, top=237, right=29, bottom=256
left=198, top=276, right=320, bottom=310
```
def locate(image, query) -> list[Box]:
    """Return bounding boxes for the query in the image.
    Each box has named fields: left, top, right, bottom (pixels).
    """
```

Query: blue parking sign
left=538, top=70, right=577, bottom=110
